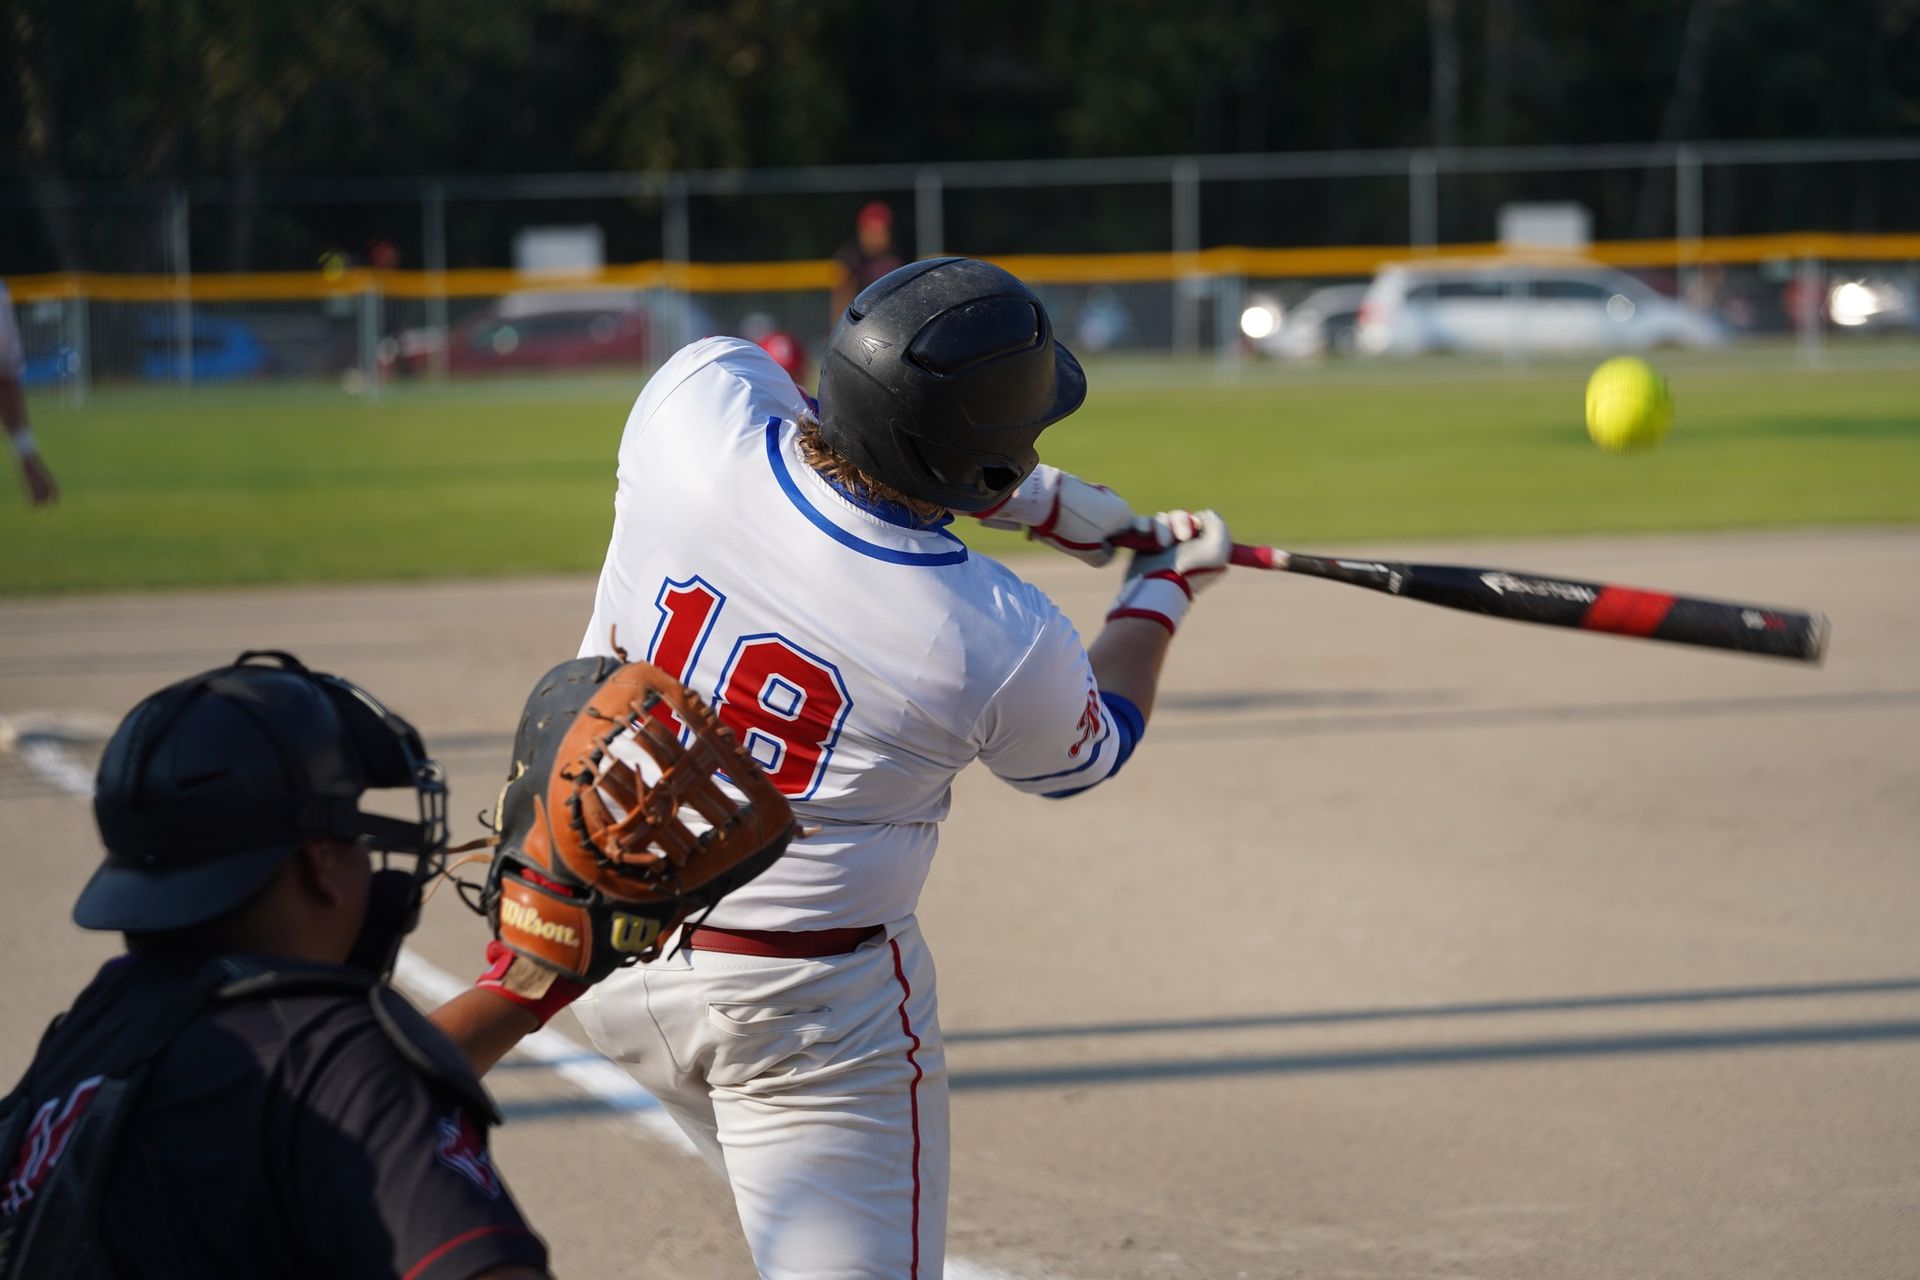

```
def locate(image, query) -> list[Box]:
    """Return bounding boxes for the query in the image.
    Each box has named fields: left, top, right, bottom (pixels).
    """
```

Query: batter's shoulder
left=960, top=554, right=1073, bottom=633
left=630, top=336, right=810, bottom=439
left=940, top=555, right=1088, bottom=714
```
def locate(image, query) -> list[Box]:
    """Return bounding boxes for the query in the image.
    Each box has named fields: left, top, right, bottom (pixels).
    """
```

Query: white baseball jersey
left=579, top=337, right=1137, bottom=931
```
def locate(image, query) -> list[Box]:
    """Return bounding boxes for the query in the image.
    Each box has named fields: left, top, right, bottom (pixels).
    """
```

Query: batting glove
left=474, top=937, right=590, bottom=1028
left=1106, top=509, right=1232, bottom=634
left=976, top=465, right=1169, bottom=567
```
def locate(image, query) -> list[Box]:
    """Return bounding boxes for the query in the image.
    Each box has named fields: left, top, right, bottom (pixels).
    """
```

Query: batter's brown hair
left=795, top=411, right=949, bottom=524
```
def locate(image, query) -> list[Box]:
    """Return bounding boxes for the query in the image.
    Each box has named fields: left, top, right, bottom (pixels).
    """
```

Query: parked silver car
left=1242, top=284, right=1370, bottom=359
left=1356, top=260, right=1724, bottom=356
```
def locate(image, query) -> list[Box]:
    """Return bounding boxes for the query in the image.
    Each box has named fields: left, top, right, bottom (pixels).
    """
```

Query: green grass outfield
left=5, top=346, right=1918, bottom=594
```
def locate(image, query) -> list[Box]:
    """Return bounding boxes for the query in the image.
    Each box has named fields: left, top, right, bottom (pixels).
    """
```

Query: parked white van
left=1356, top=259, right=1724, bottom=356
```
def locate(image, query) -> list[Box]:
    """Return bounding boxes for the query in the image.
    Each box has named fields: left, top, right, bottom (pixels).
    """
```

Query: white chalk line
left=2, top=712, right=1038, bottom=1280
left=18, top=739, right=99, bottom=795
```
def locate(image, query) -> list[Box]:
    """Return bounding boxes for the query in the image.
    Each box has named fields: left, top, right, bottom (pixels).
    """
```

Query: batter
left=571, top=257, right=1232, bottom=1278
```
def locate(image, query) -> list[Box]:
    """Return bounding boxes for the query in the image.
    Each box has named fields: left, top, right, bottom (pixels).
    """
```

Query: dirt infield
left=4, top=530, right=1916, bottom=1279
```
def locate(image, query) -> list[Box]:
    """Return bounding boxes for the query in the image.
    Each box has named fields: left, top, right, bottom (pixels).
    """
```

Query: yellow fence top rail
left=7, top=232, right=1917, bottom=303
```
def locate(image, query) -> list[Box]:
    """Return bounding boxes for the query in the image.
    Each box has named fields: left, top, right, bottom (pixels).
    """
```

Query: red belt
left=683, top=924, right=883, bottom=958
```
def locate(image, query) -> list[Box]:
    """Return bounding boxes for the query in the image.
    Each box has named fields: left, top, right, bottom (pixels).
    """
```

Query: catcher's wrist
left=475, top=939, right=589, bottom=1028
left=1107, top=570, right=1193, bottom=635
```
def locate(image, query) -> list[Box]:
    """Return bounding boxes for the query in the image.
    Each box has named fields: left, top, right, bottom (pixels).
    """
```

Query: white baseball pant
left=574, top=918, right=949, bottom=1279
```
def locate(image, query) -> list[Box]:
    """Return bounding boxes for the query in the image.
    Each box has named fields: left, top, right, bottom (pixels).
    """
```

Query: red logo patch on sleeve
left=3, top=1075, right=105, bottom=1218
left=434, top=1109, right=501, bottom=1200
left=1068, top=688, right=1103, bottom=758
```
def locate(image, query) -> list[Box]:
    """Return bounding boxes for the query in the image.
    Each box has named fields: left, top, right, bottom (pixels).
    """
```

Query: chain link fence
left=6, top=138, right=1918, bottom=400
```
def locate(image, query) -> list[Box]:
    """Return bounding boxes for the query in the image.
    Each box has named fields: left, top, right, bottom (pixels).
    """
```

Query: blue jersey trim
left=819, top=474, right=953, bottom=530
left=1100, top=692, right=1144, bottom=772
left=1041, top=692, right=1144, bottom=799
left=817, top=470, right=955, bottom=531
left=1012, top=732, right=1106, bottom=785
left=763, top=419, right=969, bottom=566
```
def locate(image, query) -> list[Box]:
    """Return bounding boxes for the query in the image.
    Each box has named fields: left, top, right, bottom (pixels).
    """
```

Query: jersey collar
left=819, top=475, right=954, bottom=532
left=763, top=418, right=968, bottom=566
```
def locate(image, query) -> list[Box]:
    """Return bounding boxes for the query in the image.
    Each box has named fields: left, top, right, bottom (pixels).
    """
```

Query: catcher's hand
left=976, top=465, right=1170, bottom=567
left=474, top=656, right=798, bottom=1010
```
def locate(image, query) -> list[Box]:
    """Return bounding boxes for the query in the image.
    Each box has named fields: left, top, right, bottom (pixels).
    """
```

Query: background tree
left=4, top=0, right=1915, bottom=271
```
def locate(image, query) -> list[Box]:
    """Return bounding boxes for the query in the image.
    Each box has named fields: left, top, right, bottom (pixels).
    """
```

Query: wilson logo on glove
left=498, top=898, right=579, bottom=947
left=610, top=913, right=666, bottom=955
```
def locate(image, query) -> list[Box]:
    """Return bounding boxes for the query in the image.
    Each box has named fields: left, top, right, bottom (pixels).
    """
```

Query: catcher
left=0, top=651, right=793, bottom=1279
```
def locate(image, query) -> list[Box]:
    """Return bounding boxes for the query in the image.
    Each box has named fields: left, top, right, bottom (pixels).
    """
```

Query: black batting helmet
left=76, top=651, right=447, bottom=933
left=816, top=257, right=1087, bottom=512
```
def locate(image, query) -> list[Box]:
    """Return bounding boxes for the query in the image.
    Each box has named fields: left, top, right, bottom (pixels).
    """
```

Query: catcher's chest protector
left=0, top=958, right=490, bottom=1278
left=0, top=963, right=235, bottom=1280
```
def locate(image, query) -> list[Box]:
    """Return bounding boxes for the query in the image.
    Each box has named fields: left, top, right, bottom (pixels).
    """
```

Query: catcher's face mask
left=80, top=650, right=449, bottom=972
left=326, top=672, right=449, bottom=979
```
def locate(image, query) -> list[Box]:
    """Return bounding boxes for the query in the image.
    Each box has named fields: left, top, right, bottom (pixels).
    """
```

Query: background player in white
left=0, top=280, right=58, bottom=506
left=571, top=257, right=1231, bottom=1278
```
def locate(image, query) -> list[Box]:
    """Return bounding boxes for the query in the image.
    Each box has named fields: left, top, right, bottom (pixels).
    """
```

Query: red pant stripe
left=889, top=938, right=925, bottom=1279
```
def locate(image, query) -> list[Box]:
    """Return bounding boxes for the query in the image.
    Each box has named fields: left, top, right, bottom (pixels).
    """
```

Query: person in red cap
left=738, top=312, right=812, bottom=392
left=755, top=330, right=808, bottom=387
left=829, top=201, right=905, bottom=321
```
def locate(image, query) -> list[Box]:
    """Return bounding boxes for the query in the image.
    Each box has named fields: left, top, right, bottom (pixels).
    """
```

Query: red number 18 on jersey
left=647, top=576, right=851, bottom=800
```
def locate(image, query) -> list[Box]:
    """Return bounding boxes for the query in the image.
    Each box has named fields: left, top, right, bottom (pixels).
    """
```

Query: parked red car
left=380, top=296, right=651, bottom=377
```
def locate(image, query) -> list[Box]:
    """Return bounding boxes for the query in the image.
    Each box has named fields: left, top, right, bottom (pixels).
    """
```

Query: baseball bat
left=1114, top=535, right=1829, bottom=663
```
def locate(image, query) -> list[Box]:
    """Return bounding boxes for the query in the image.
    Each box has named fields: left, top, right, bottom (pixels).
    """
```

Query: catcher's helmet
left=816, top=257, right=1086, bottom=512
left=77, top=651, right=447, bottom=933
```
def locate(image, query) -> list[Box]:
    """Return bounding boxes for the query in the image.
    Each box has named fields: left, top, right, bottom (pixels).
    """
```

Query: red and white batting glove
left=474, top=938, right=589, bottom=1028
left=1105, top=509, right=1233, bottom=634
left=976, top=465, right=1169, bottom=567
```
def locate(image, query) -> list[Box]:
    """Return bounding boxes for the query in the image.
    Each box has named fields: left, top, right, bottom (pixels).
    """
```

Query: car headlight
left=1828, top=280, right=1884, bottom=327
left=1239, top=301, right=1282, bottom=341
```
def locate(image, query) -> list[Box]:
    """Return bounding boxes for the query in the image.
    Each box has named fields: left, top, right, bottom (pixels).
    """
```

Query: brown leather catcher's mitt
left=481, top=656, right=797, bottom=979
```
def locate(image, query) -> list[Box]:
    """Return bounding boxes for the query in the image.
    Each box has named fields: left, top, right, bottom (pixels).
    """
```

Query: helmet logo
left=858, top=334, right=894, bottom=358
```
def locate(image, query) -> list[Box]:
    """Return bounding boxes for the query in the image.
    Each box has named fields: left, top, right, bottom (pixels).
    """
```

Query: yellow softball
left=1585, top=356, right=1673, bottom=453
